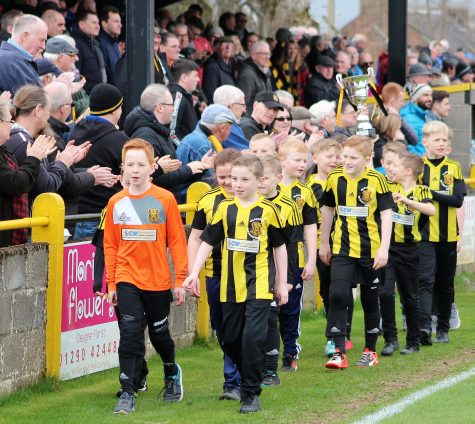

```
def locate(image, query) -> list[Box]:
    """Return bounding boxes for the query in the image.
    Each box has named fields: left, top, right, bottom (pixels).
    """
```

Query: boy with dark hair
left=105, top=139, right=188, bottom=414
left=187, top=148, right=242, bottom=401
left=320, top=135, right=394, bottom=369
left=169, top=58, right=200, bottom=141
left=277, top=138, right=318, bottom=371
left=184, top=155, right=289, bottom=413
left=258, top=154, right=303, bottom=386
left=383, top=152, right=435, bottom=355
left=417, top=121, right=466, bottom=345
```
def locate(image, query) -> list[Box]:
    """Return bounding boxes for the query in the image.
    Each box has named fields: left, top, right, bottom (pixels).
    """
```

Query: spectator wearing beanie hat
left=400, top=83, right=433, bottom=156
left=452, top=60, right=474, bottom=84
left=69, top=83, right=129, bottom=237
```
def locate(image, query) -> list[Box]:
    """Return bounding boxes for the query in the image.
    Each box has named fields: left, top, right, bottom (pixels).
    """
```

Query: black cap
left=316, top=55, right=335, bottom=67
left=89, top=83, right=123, bottom=116
left=455, top=61, right=472, bottom=80
left=254, top=91, right=284, bottom=110
left=36, top=59, right=62, bottom=77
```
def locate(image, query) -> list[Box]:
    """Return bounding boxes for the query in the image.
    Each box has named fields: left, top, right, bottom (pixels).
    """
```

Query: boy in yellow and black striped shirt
left=320, top=136, right=394, bottom=369
left=187, top=148, right=242, bottom=400
left=278, top=138, right=317, bottom=371
left=258, top=154, right=303, bottom=386
left=184, top=155, right=289, bottom=414
left=417, top=121, right=466, bottom=345
left=383, top=152, right=435, bottom=355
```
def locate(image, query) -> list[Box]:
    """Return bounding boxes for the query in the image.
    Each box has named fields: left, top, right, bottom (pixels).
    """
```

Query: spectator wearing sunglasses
left=270, top=107, right=292, bottom=136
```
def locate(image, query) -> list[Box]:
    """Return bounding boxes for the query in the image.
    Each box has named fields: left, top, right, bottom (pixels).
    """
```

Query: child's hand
left=183, top=274, right=201, bottom=297
left=392, top=192, right=408, bottom=204
left=174, top=287, right=186, bottom=306
left=275, top=284, right=289, bottom=306
left=287, top=283, right=293, bottom=292
left=373, top=248, right=388, bottom=270
left=301, top=262, right=316, bottom=281
left=319, top=243, right=331, bottom=266
left=108, top=290, right=117, bottom=307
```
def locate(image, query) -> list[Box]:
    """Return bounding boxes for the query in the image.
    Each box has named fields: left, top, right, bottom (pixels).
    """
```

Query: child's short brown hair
left=342, top=135, right=373, bottom=158
left=214, top=148, right=242, bottom=169
left=259, top=153, right=282, bottom=175
left=311, top=138, right=342, bottom=156
left=249, top=133, right=276, bottom=151
left=397, top=152, right=424, bottom=177
left=232, top=154, right=264, bottom=178
left=278, top=137, right=308, bottom=159
left=122, top=138, right=154, bottom=165
left=382, top=141, right=406, bottom=158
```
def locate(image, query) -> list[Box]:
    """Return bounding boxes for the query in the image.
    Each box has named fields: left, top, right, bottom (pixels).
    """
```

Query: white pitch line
left=353, top=366, right=475, bottom=424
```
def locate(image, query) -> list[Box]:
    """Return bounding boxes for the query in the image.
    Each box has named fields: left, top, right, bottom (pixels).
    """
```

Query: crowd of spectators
left=0, top=0, right=471, bottom=246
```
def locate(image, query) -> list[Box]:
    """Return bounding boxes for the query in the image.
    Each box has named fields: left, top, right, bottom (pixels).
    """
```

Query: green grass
left=1, top=275, right=475, bottom=424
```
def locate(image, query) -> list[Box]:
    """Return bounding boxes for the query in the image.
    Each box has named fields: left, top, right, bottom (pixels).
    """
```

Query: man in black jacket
left=73, top=11, right=107, bottom=94
left=44, top=82, right=115, bottom=215
left=202, top=37, right=236, bottom=103
left=240, top=91, right=284, bottom=140
left=236, top=41, right=274, bottom=111
left=304, top=55, right=340, bottom=108
left=69, top=83, right=125, bottom=238
left=168, top=59, right=200, bottom=142
left=123, top=83, right=206, bottom=199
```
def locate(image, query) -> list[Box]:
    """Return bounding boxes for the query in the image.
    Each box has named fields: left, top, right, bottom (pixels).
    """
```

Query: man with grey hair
left=274, top=89, right=294, bottom=109
left=309, top=100, right=337, bottom=138
left=0, top=14, right=47, bottom=92
left=123, top=83, right=208, bottom=198
left=44, top=81, right=114, bottom=214
left=236, top=40, right=274, bottom=110
left=213, top=84, right=248, bottom=150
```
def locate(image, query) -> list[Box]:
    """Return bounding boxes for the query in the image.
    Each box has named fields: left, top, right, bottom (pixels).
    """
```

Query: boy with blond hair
left=249, top=133, right=276, bottom=156
left=417, top=121, right=466, bottom=345
left=320, top=135, right=394, bottom=369
left=277, top=138, right=318, bottom=371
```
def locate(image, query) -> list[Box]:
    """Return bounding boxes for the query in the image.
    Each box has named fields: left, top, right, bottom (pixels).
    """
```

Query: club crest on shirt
left=248, top=218, right=262, bottom=239
left=441, top=171, right=453, bottom=188
left=405, top=195, right=416, bottom=215
left=148, top=208, right=160, bottom=223
left=294, top=196, right=306, bottom=209
left=358, top=186, right=375, bottom=205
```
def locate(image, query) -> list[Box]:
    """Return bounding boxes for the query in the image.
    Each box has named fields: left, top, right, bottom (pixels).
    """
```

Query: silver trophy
left=336, top=67, right=375, bottom=136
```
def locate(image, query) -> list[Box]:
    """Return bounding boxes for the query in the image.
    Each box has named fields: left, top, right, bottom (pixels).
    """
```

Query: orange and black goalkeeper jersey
left=104, top=184, right=188, bottom=292
left=306, top=174, right=326, bottom=249
left=201, top=196, right=286, bottom=303
left=322, top=167, right=394, bottom=258
left=388, top=182, right=433, bottom=243
left=191, top=186, right=230, bottom=278
left=418, top=156, right=466, bottom=242
left=279, top=180, right=317, bottom=267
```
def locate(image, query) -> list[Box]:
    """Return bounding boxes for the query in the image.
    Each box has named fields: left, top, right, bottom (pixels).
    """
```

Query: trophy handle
left=367, top=67, right=374, bottom=81
left=336, top=73, right=344, bottom=88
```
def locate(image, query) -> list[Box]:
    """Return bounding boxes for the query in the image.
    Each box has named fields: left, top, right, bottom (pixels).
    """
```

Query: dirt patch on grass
left=300, top=348, right=475, bottom=424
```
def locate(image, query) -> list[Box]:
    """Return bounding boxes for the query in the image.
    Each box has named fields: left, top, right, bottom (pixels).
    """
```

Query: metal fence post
left=185, top=182, right=212, bottom=339
left=31, top=193, right=65, bottom=378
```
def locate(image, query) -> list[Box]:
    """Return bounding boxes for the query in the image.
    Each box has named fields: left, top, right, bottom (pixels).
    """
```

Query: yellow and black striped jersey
left=191, top=186, right=230, bottom=278
left=269, top=191, right=304, bottom=283
left=306, top=174, right=326, bottom=249
left=388, top=183, right=432, bottom=243
left=201, top=196, right=286, bottom=302
left=279, top=180, right=317, bottom=267
left=322, top=167, right=394, bottom=258
left=418, top=157, right=466, bottom=242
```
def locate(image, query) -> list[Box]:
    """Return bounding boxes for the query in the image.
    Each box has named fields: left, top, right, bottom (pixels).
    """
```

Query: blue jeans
left=206, top=276, right=240, bottom=390
left=73, top=221, right=99, bottom=240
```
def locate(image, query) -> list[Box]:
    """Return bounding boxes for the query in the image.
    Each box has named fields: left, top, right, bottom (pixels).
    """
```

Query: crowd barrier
left=0, top=177, right=474, bottom=382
